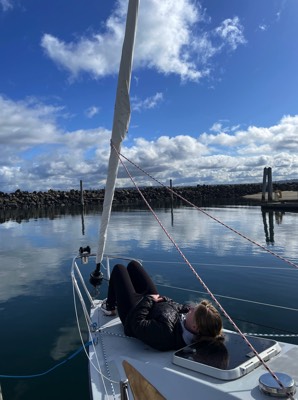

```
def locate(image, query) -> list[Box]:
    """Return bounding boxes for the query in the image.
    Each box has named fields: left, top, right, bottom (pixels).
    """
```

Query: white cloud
left=0, top=95, right=62, bottom=147
left=85, top=106, right=100, bottom=118
left=210, top=122, right=225, bottom=133
left=214, top=17, right=246, bottom=51
left=1, top=94, right=298, bottom=191
left=275, top=0, right=287, bottom=22
left=40, top=0, right=246, bottom=82
left=259, top=24, right=268, bottom=31
left=132, top=92, right=163, bottom=112
left=201, top=116, right=298, bottom=156
left=0, top=0, right=13, bottom=11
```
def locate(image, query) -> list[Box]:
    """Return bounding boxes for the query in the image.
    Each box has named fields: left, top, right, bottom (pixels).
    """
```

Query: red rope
left=118, top=149, right=298, bottom=270
left=112, top=144, right=295, bottom=398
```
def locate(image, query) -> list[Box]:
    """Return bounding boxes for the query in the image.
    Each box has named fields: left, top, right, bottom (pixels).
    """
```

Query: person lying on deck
left=101, top=260, right=223, bottom=351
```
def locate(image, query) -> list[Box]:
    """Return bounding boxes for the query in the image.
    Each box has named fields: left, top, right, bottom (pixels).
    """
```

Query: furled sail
left=96, top=0, right=139, bottom=265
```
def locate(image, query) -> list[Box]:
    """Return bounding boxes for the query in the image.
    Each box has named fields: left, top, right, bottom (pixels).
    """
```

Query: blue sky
left=1, top=0, right=298, bottom=192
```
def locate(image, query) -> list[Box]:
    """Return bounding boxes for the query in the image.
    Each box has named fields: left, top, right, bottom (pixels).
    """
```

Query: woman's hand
left=149, top=294, right=164, bottom=302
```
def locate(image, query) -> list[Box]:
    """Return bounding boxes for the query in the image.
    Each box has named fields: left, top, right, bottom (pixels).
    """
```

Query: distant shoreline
left=1, top=181, right=298, bottom=211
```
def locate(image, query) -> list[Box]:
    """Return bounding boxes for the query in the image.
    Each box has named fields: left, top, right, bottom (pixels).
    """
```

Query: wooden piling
left=170, top=179, right=174, bottom=226
left=80, top=180, right=84, bottom=206
left=262, top=167, right=273, bottom=202
left=80, top=180, right=85, bottom=235
left=267, top=167, right=273, bottom=201
left=262, top=167, right=267, bottom=201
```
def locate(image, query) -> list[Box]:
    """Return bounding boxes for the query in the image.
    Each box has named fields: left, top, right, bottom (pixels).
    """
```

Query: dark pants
left=107, top=260, right=158, bottom=324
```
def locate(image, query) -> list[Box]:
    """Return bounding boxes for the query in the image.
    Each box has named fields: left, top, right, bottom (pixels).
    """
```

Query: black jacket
left=124, top=295, right=190, bottom=351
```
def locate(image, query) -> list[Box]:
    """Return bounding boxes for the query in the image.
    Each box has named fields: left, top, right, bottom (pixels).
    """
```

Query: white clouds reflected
left=1, top=207, right=298, bottom=306
left=0, top=215, right=90, bottom=302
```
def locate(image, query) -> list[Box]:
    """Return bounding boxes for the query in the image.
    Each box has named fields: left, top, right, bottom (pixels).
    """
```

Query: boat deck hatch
left=172, top=331, right=281, bottom=381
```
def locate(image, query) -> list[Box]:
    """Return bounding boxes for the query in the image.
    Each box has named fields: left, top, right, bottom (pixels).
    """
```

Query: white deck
left=88, top=300, right=298, bottom=400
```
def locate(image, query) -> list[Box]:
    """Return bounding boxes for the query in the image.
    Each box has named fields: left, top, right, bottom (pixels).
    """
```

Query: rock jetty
left=1, top=182, right=298, bottom=210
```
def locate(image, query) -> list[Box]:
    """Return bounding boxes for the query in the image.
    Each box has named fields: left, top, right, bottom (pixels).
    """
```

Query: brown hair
left=193, top=300, right=223, bottom=340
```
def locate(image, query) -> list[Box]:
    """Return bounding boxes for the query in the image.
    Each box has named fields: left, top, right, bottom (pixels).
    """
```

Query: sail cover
left=96, top=0, right=139, bottom=265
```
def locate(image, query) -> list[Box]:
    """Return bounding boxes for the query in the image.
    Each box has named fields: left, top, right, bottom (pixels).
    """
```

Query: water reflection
left=275, top=211, right=284, bottom=224
left=261, top=210, right=288, bottom=244
left=0, top=205, right=100, bottom=224
left=0, top=205, right=298, bottom=400
left=262, top=211, right=274, bottom=244
left=1, top=206, right=298, bottom=305
left=0, top=216, right=87, bottom=302
left=81, top=206, right=85, bottom=236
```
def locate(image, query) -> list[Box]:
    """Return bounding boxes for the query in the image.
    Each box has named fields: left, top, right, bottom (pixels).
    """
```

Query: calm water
left=1, top=205, right=298, bottom=399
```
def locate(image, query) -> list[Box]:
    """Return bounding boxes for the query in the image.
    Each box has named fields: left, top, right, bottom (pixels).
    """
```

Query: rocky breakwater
left=0, top=187, right=146, bottom=210
left=1, top=182, right=298, bottom=211
left=0, top=189, right=105, bottom=210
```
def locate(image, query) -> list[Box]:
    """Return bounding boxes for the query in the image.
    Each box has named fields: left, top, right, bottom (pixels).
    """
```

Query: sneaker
left=101, top=299, right=116, bottom=316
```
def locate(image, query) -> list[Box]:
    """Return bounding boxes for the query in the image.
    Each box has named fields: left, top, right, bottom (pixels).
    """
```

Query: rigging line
left=244, top=333, right=298, bottom=338
left=72, top=273, right=119, bottom=388
left=159, top=281, right=298, bottom=334
left=159, top=282, right=298, bottom=334
left=113, top=143, right=294, bottom=398
left=72, top=277, right=106, bottom=385
left=155, top=283, right=298, bottom=312
left=0, top=341, right=92, bottom=379
left=233, top=321, right=298, bottom=336
left=118, top=150, right=298, bottom=271
left=72, top=273, right=113, bottom=393
left=142, top=259, right=298, bottom=271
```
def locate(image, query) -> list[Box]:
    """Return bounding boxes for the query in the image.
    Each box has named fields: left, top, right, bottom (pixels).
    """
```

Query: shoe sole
left=101, top=301, right=116, bottom=316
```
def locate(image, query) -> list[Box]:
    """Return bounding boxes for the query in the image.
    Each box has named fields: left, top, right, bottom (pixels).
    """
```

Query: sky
left=1, top=0, right=298, bottom=193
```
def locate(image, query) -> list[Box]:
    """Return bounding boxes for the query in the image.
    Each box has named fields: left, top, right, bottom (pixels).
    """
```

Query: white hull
left=88, top=299, right=298, bottom=399
left=71, top=256, right=297, bottom=400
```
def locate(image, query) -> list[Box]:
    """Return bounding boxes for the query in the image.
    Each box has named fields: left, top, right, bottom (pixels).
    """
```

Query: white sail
left=96, top=0, right=139, bottom=265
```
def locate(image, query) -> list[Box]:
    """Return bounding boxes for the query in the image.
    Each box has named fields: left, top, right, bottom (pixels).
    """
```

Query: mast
left=96, top=0, right=139, bottom=266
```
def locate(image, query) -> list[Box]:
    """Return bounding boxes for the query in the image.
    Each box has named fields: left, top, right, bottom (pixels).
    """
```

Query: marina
left=243, top=190, right=298, bottom=212
left=0, top=0, right=297, bottom=398
left=1, top=204, right=297, bottom=399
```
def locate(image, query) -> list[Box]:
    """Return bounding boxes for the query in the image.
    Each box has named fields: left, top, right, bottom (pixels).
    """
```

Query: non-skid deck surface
left=88, top=301, right=297, bottom=400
